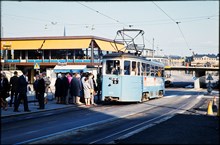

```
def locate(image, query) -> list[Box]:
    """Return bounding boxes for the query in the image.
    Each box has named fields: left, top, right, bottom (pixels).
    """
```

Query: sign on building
left=34, top=63, right=40, bottom=69
left=206, top=74, right=213, bottom=80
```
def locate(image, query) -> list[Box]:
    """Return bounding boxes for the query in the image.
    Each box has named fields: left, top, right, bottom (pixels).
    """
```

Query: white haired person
left=55, top=73, right=62, bottom=104
left=42, top=72, right=51, bottom=104
left=81, top=74, right=91, bottom=106
left=88, top=73, right=97, bottom=106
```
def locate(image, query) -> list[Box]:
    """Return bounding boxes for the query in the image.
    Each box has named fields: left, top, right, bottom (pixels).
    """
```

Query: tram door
left=102, top=60, right=122, bottom=101
left=121, top=60, right=142, bottom=102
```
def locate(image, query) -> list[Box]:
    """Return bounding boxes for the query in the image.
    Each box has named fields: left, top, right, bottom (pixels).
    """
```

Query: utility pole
left=64, top=26, right=66, bottom=36
left=1, top=26, right=3, bottom=37
left=152, top=38, right=154, bottom=58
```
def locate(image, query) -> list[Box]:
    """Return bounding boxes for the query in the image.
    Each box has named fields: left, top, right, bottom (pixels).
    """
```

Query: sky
left=1, top=1, right=219, bottom=57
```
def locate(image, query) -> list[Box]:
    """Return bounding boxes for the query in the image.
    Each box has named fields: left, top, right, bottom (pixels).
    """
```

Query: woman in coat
left=55, top=73, right=62, bottom=104
left=70, top=73, right=82, bottom=105
left=81, top=74, right=91, bottom=106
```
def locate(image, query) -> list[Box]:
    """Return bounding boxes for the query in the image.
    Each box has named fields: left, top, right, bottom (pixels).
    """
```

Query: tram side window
left=151, top=65, right=155, bottom=76
left=106, top=60, right=120, bottom=75
left=137, top=62, right=140, bottom=76
left=124, top=61, right=130, bottom=75
left=161, top=67, right=165, bottom=77
left=146, top=64, right=150, bottom=76
left=155, top=66, right=159, bottom=77
left=157, top=67, right=163, bottom=77
left=131, top=61, right=137, bottom=75
left=141, top=63, right=146, bottom=76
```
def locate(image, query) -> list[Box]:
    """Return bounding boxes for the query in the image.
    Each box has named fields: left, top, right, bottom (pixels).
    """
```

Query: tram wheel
left=141, top=92, right=149, bottom=102
left=158, top=90, right=163, bottom=98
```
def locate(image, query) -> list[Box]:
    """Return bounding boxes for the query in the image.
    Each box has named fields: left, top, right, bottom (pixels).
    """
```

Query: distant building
left=168, top=55, right=184, bottom=66
left=191, top=54, right=219, bottom=67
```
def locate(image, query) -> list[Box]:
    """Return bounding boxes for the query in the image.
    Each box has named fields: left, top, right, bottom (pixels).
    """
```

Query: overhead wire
left=152, top=1, right=193, bottom=54
left=77, top=2, right=128, bottom=27
left=77, top=1, right=155, bottom=51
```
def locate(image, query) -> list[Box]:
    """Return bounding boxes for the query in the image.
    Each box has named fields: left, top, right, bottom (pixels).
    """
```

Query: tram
left=101, top=29, right=165, bottom=102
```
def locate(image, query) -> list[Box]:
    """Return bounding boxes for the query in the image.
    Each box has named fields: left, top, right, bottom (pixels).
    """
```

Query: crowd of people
left=1, top=69, right=31, bottom=112
left=0, top=69, right=102, bottom=112
left=53, top=72, right=101, bottom=106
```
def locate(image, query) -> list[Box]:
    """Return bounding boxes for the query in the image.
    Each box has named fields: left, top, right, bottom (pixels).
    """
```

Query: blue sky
left=1, top=1, right=219, bottom=57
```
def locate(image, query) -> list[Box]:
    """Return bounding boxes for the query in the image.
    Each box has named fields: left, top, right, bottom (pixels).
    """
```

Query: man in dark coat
left=0, top=72, right=10, bottom=110
left=55, top=73, right=63, bottom=104
left=14, top=69, right=31, bottom=112
left=37, top=73, right=45, bottom=109
left=9, top=71, right=19, bottom=107
left=61, top=73, right=69, bottom=104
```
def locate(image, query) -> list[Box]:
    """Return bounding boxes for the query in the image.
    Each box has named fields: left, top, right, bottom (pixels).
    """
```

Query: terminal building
left=1, top=36, right=124, bottom=83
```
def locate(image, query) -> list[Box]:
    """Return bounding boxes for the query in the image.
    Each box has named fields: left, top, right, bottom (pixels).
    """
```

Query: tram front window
left=106, top=60, right=120, bottom=75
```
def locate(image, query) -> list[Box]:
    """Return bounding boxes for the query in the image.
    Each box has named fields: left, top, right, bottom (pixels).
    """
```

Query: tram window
left=131, top=61, right=136, bottom=75
left=155, top=66, right=159, bottom=77
left=146, top=64, right=150, bottom=76
left=106, top=60, right=120, bottom=75
left=157, top=67, right=161, bottom=77
left=161, top=69, right=165, bottom=77
left=141, top=63, right=146, bottom=76
left=124, top=61, right=130, bottom=75
left=151, top=65, right=155, bottom=76
left=137, top=62, right=140, bottom=76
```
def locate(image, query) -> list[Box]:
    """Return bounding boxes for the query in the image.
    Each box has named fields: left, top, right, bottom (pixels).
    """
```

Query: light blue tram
left=101, top=53, right=165, bottom=102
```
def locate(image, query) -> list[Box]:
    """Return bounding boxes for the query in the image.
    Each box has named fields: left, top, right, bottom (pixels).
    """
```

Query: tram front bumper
left=104, top=96, right=119, bottom=102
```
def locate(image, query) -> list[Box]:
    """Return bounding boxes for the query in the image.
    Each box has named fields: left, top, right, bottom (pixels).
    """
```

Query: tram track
left=21, top=95, right=200, bottom=144
left=89, top=96, right=201, bottom=144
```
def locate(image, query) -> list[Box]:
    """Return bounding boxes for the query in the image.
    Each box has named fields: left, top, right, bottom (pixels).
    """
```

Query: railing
left=4, top=59, right=101, bottom=63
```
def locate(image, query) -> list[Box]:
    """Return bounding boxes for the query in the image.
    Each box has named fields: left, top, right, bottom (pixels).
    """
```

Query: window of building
left=14, top=50, right=20, bottom=59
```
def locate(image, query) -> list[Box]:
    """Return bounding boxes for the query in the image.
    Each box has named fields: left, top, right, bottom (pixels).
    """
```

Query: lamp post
left=98, top=55, right=103, bottom=74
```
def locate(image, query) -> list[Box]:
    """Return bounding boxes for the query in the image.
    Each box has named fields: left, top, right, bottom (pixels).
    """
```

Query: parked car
left=165, top=80, right=173, bottom=87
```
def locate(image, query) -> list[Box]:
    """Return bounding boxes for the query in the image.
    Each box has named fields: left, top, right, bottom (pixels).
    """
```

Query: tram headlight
left=115, top=78, right=119, bottom=84
left=112, top=78, right=119, bottom=84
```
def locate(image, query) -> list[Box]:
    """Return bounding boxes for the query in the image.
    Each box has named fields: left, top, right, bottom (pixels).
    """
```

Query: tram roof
left=103, top=52, right=165, bottom=66
left=1, top=36, right=124, bottom=52
left=103, top=52, right=147, bottom=60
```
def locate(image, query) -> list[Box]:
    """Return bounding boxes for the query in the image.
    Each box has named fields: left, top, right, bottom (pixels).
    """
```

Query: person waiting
left=9, top=71, right=19, bottom=107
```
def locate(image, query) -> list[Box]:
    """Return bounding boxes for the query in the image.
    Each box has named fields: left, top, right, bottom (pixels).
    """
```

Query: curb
left=1, top=105, right=81, bottom=124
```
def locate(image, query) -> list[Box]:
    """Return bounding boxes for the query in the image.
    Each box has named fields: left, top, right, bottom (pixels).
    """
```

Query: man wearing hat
left=9, top=71, right=19, bottom=107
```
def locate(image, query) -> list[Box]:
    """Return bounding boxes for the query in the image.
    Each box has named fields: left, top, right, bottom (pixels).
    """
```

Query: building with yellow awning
left=1, top=35, right=124, bottom=66
left=1, top=35, right=124, bottom=83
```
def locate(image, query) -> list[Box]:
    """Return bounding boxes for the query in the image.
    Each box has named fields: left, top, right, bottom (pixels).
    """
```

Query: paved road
left=1, top=88, right=208, bottom=144
left=116, top=97, right=219, bottom=144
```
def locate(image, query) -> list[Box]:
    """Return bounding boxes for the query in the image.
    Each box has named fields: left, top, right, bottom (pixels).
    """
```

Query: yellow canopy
left=42, top=39, right=91, bottom=49
left=95, top=40, right=125, bottom=52
left=1, top=36, right=125, bottom=51
left=1, top=40, right=44, bottom=50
